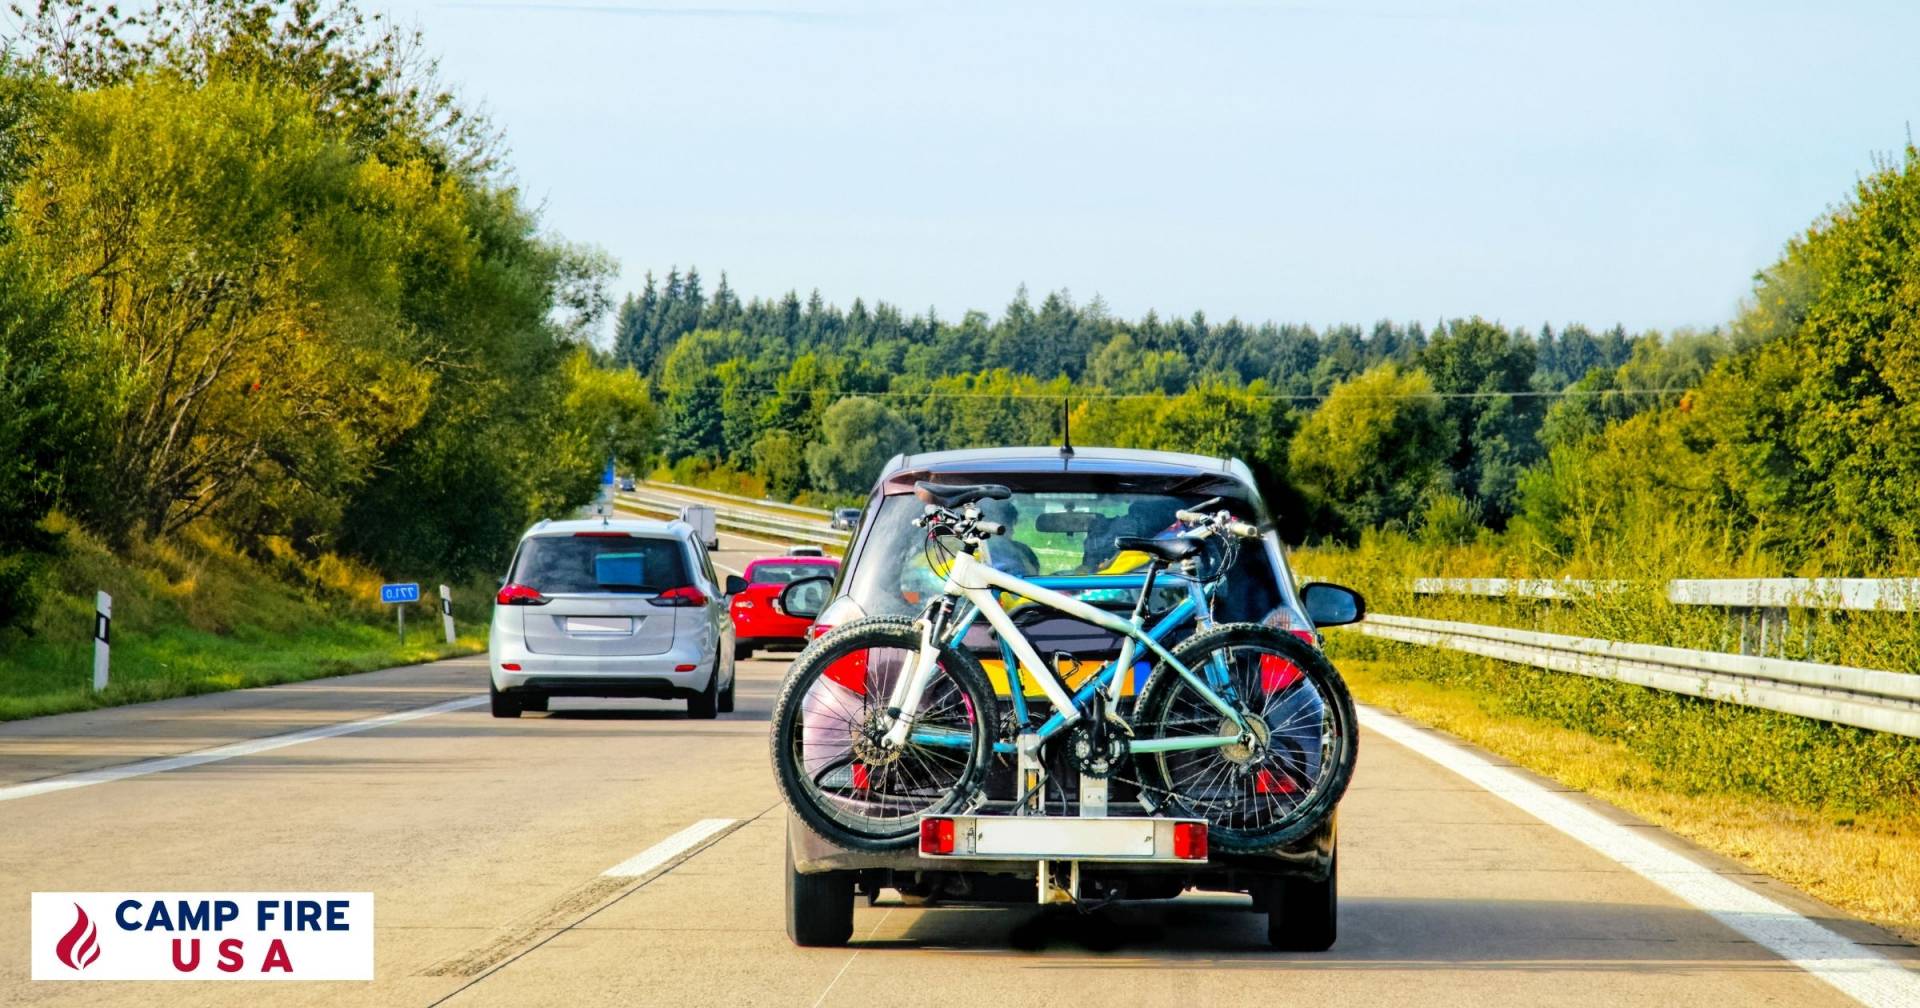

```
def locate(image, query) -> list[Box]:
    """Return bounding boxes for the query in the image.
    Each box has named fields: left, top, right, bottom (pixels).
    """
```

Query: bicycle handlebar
left=1174, top=504, right=1261, bottom=539
left=912, top=505, right=1001, bottom=541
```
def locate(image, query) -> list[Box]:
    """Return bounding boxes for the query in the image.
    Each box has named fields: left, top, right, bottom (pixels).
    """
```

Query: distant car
left=786, top=544, right=826, bottom=557
left=829, top=507, right=861, bottom=530
left=488, top=517, right=747, bottom=719
left=618, top=475, right=636, bottom=492
left=730, top=555, right=839, bottom=660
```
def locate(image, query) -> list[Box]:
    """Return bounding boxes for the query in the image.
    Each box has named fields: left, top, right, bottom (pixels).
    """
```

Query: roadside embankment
left=0, top=514, right=485, bottom=721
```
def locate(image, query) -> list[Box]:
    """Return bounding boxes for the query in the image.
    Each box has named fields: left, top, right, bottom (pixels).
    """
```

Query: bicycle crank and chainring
left=1064, top=722, right=1131, bottom=779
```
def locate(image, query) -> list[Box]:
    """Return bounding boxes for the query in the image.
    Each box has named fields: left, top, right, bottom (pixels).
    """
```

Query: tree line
left=610, top=271, right=1739, bottom=547
left=0, top=0, right=654, bottom=630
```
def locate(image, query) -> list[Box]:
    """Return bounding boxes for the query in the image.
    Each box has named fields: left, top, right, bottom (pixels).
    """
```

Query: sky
left=379, top=0, right=1920, bottom=337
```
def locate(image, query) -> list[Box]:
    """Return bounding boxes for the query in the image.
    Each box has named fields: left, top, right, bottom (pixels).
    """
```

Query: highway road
left=3, top=531, right=1917, bottom=1006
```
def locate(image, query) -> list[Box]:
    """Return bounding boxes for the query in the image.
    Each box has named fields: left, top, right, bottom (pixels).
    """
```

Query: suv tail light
left=496, top=583, right=548, bottom=606
left=1173, top=822, right=1208, bottom=861
left=920, top=816, right=956, bottom=855
left=653, top=585, right=708, bottom=607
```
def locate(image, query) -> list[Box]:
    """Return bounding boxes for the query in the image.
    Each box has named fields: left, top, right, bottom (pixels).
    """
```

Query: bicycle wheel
left=1132, top=623, right=1357, bottom=853
left=771, top=616, right=997, bottom=852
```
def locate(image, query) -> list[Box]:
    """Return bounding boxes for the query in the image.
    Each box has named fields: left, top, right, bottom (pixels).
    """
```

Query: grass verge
left=1339, top=658, right=1920, bottom=943
left=0, top=514, right=488, bottom=722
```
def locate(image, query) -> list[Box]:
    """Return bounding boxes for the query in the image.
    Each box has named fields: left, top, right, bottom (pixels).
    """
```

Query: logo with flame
left=54, top=903, right=101, bottom=971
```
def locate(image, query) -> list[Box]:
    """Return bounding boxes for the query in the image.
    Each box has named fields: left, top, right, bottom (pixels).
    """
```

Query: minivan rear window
left=510, top=535, right=689, bottom=594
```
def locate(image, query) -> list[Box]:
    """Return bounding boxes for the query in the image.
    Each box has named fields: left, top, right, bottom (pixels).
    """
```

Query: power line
left=644, top=384, right=1690, bottom=402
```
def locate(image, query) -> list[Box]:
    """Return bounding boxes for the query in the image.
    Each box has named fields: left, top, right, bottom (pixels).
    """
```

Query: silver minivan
left=488, top=517, right=745, bottom=718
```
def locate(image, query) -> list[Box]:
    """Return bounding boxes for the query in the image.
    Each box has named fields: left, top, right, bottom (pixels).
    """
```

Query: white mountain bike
left=770, top=482, right=1358, bottom=853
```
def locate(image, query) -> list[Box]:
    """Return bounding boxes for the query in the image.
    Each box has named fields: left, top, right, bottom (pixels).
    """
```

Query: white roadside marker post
left=93, top=591, right=111, bottom=691
left=439, top=584, right=455, bottom=644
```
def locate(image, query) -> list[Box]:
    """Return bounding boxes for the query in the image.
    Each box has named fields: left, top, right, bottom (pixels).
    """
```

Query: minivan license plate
left=566, top=617, right=631, bottom=634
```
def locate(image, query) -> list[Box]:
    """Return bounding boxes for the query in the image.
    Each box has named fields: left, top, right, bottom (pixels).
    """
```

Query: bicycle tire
left=771, top=616, right=997, bottom=852
left=1132, top=622, right=1358, bottom=853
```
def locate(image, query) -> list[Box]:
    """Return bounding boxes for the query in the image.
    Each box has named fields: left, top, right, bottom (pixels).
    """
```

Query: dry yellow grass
left=1340, top=659, right=1920, bottom=943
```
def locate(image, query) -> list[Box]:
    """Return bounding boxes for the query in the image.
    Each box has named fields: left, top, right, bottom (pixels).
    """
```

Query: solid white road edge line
left=603, top=818, right=739, bottom=878
left=0, top=695, right=486, bottom=803
left=1357, top=705, right=1920, bottom=1008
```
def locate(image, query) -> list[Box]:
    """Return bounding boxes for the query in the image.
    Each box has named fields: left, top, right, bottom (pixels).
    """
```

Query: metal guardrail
left=1666, top=578, right=1920, bottom=612
left=1356, top=613, right=1920, bottom=738
left=639, top=480, right=833, bottom=519
left=1417, top=576, right=1920, bottom=613
left=1411, top=576, right=1920, bottom=658
left=616, top=491, right=850, bottom=548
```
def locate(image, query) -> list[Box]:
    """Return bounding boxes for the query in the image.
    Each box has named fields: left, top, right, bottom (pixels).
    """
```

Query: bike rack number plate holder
left=916, top=814, right=1203, bottom=863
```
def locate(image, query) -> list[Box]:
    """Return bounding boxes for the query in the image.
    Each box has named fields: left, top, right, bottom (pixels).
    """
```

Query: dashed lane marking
left=603, top=818, right=741, bottom=877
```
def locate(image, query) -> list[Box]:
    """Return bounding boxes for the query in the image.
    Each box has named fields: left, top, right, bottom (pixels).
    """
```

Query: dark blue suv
left=782, top=446, right=1363, bottom=950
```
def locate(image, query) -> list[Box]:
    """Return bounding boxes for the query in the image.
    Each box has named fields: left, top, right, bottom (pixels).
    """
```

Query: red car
left=729, top=556, right=840, bottom=660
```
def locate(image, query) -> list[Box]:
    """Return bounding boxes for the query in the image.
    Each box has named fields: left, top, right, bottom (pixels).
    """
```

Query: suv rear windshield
left=846, top=487, right=1284, bottom=625
left=509, top=534, right=689, bottom=594
left=749, top=562, right=833, bottom=585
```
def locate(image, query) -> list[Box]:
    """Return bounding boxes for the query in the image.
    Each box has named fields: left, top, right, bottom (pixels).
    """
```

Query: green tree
left=807, top=397, right=918, bottom=494
left=1419, top=317, right=1542, bottom=523
left=1288, top=364, right=1450, bottom=539
left=752, top=430, right=807, bottom=499
left=561, top=354, right=659, bottom=474
left=1693, top=148, right=1920, bottom=567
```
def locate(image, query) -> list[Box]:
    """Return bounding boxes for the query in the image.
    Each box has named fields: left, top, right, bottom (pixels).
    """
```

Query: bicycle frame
left=943, top=569, right=1224, bottom=753
left=880, top=548, right=1249, bottom=755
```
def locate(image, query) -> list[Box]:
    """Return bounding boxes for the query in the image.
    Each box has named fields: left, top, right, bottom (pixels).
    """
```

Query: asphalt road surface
left=3, top=534, right=1917, bottom=1007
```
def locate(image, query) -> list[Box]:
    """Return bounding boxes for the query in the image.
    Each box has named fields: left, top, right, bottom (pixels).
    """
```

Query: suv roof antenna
left=1060, top=397, right=1074, bottom=458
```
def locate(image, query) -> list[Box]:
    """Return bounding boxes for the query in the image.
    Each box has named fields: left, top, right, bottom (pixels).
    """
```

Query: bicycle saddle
left=1113, top=535, right=1205, bottom=564
left=914, top=481, right=1012, bottom=509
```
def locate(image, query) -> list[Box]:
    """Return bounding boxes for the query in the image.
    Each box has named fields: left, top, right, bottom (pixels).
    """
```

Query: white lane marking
left=1358, top=705, right=1920, bottom=1007
left=0, top=696, right=485, bottom=803
left=603, top=818, right=739, bottom=878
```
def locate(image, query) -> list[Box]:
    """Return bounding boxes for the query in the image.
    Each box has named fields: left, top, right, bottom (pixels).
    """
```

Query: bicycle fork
left=879, top=614, right=946, bottom=751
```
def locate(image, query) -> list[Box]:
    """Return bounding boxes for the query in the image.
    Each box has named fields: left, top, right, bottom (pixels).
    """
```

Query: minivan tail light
left=654, top=585, right=708, bottom=607
left=496, top=583, right=548, bottom=606
left=573, top=531, right=634, bottom=538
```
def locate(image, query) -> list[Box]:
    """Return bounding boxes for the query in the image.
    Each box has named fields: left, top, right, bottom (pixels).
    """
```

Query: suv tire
left=489, top=680, right=521, bottom=719
left=1266, top=852, right=1336, bottom=951
left=785, top=841, right=854, bottom=947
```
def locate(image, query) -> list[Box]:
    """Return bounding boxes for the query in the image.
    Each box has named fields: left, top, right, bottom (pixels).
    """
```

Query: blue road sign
left=380, top=583, right=421, bottom=605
